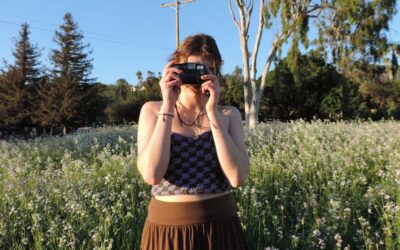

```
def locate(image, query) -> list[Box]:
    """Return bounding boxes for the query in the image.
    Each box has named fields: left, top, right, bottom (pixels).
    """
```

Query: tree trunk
left=238, top=26, right=252, bottom=130
left=248, top=93, right=258, bottom=130
left=229, top=0, right=309, bottom=131
left=63, top=124, right=68, bottom=136
left=239, top=18, right=252, bottom=131
left=247, top=0, right=265, bottom=131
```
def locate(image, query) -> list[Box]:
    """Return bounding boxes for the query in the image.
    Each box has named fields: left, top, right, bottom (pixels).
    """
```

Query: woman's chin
left=182, top=85, right=201, bottom=94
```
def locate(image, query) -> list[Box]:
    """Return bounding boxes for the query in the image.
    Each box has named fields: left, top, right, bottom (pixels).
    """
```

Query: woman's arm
left=207, top=106, right=250, bottom=188
left=136, top=101, right=174, bottom=185
left=137, top=61, right=182, bottom=185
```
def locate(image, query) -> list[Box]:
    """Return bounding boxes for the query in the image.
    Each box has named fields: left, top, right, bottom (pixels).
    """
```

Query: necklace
left=174, top=104, right=204, bottom=140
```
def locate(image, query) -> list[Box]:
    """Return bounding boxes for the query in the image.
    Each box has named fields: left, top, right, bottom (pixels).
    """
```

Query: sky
left=0, top=0, right=399, bottom=85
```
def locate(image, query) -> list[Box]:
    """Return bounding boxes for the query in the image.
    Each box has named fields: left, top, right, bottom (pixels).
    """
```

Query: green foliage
left=10, top=23, right=41, bottom=85
left=103, top=75, right=161, bottom=124
left=319, top=0, right=397, bottom=72
left=264, top=51, right=362, bottom=121
left=286, top=38, right=301, bottom=82
left=391, top=50, right=399, bottom=79
left=0, top=69, right=29, bottom=129
left=220, top=67, right=245, bottom=114
left=0, top=23, right=42, bottom=131
left=115, top=79, right=130, bottom=100
left=261, top=49, right=400, bottom=122
left=346, top=61, right=400, bottom=120
left=34, top=13, right=97, bottom=135
left=139, top=75, right=162, bottom=101
left=104, top=95, right=144, bottom=124
left=50, top=13, right=94, bottom=84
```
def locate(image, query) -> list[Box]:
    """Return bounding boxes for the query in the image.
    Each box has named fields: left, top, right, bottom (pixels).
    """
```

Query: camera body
left=171, top=63, right=209, bottom=85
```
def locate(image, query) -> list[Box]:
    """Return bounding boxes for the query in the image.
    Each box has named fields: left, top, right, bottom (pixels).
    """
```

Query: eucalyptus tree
left=228, top=0, right=397, bottom=129
left=317, top=0, right=397, bottom=75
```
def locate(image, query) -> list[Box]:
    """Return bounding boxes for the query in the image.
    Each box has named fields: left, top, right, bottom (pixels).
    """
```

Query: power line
left=0, top=14, right=174, bottom=51
left=0, top=19, right=54, bottom=33
left=0, top=11, right=141, bottom=44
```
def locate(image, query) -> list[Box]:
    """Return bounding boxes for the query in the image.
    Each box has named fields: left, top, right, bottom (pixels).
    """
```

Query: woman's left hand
left=201, top=74, right=220, bottom=114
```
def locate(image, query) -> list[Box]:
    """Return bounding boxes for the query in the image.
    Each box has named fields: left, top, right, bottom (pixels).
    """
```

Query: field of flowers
left=0, top=120, right=399, bottom=249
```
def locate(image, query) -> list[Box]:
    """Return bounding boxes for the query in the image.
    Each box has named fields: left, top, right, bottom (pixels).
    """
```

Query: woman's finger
left=162, top=61, right=175, bottom=75
left=165, top=71, right=180, bottom=81
left=162, top=61, right=182, bottom=78
left=201, top=83, right=214, bottom=94
left=166, top=78, right=182, bottom=87
left=201, top=74, right=217, bottom=81
left=201, top=80, right=219, bottom=90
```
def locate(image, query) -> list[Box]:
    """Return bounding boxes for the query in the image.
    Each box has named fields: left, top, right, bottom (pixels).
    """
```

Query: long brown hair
left=169, top=34, right=223, bottom=76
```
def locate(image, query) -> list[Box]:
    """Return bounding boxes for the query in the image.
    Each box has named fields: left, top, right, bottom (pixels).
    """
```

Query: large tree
left=115, top=78, right=130, bottom=100
left=228, top=0, right=397, bottom=130
left=0, top=23, right=41, bottom=130
left=34, top=13, right=96, bottom=135
left=318, top=0, right=398, bottom=74
left=265, top=52, right=361, bottom=121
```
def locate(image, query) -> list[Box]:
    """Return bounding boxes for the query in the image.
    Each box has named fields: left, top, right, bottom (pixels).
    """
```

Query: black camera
left=171, top=63, right=209, bottom=85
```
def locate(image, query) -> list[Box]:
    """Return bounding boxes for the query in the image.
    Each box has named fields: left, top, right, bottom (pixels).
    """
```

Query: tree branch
left=247, top=0, right=254, bottom=14
left=250, top=0, right=265, bottom=84
left=228, top=0, right=240, bottom=29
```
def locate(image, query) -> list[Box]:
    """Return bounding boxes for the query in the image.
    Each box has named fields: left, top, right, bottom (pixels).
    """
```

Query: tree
left=146, top=70, right=155, bottom=79
left=350, top=62, right=400, bottom=120
left=115, top=78, right=130, bottom=100
left=0, top=69, right=27, bottom=129
left=9, top=23, right=41, bottom=85
left=0, top=23, right=41, bottom=131
left=317, top=0, right=397, bottom=74
left=228, top=0, right=397, bottom=129
left=104, top=74, right=161, bottom=124
left=264, top=52, right=361, bottom=121
left=229, top=0, right=324, bottom=129
left=136, top=70, right=143, bottom=84
left=34, top=13, right=96, bottom=135
left=140, top=73, right=161, bottom=101
left=220, top=67, right=245, bottom=114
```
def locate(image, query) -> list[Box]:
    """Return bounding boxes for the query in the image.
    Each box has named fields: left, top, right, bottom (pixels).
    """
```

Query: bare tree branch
left=247, top=0, right=254, bottom=14
left=235, top=0, right=244, bottom=8
left=243, top=0, right=254, bottom=33
left=228, top=0, right=240, bottom=29
left=250, top=0, right=265, bottom=85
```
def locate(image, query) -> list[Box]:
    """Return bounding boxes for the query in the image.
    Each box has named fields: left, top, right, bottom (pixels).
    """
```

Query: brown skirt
left=140, top=193, right=248, bottom=250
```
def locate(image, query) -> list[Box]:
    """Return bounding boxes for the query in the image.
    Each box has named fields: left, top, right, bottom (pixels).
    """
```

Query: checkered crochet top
left=151, top=130, right=230, bottom=196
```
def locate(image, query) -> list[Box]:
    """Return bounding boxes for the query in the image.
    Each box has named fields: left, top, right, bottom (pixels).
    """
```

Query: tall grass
left=0, top=120, right=399, bottom=249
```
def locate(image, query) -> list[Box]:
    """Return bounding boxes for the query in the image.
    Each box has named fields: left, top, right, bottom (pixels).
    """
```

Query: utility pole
left=161, top=0, right=194, bottom=49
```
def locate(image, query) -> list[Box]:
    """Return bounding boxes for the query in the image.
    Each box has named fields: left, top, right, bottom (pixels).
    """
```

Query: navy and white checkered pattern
left=151, top=131, right=230, bottom=196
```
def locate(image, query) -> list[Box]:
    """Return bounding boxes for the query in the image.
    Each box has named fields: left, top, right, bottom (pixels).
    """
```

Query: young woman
left=137, top=33, right=250, bottom=250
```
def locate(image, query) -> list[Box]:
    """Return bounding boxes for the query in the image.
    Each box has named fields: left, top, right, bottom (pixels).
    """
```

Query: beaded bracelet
left=157, top=112, right=174, bottom=122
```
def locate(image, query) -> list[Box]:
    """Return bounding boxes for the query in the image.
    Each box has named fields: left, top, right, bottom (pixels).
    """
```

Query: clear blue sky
left=1, top=0, right=399, bottom=85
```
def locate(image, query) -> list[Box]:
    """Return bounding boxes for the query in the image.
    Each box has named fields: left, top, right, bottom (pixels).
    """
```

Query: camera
left=171, top=63, right=209, bottom=85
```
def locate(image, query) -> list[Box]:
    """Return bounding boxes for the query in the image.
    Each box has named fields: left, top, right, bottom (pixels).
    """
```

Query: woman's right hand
left=159, top=61, right=182, bottom=109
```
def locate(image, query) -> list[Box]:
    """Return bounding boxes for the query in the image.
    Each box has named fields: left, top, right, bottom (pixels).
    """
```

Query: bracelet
left=157, top=112, right=174, bottom=122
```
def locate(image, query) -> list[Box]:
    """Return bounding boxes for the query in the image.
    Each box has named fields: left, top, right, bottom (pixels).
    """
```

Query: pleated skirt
left=140, top=193, right=248, bottom=250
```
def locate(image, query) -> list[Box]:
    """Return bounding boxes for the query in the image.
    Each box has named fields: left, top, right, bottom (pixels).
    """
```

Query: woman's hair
left=169, top=34, right=223, bottom=76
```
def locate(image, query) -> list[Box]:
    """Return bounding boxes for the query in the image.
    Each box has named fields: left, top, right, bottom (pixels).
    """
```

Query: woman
left=137, top=33, right=250, bottom=250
